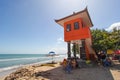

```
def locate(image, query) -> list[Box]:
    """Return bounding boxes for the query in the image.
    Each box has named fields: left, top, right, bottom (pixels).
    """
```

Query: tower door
left=80, top=39, right=86, bottom=60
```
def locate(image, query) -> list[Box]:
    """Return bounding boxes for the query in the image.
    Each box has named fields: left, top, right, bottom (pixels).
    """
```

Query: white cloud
left=106, top=22, right=120, bottom=31
left=42, top=37, right=66, bottom=54
left=57, top=37, right=64, bottom=44
left=48, top=37, right=67, bottom=54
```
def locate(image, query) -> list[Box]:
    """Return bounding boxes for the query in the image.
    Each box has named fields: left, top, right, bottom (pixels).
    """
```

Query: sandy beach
left=1, top=60, right=120, bottom=80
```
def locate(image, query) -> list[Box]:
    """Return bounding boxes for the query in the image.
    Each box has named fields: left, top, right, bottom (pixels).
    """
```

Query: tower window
left=74, top=22, right=79, bottom=30
left=66, top=24, right=71, bottom=31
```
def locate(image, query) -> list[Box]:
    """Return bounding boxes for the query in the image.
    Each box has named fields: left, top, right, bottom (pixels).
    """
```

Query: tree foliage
left=91, top=28, right=120, bottom=53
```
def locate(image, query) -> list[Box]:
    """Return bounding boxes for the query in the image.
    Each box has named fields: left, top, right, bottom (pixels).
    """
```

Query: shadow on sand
left=5, top=61, right=120, bottom=80
left=33, top=62, right=117, bottom=80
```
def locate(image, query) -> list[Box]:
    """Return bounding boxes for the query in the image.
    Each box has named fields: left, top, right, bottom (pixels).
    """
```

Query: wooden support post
left=85, top=41, right=90, bottom=60
left=73, top=43, right=77, bottom=58
left=67, top=42, right=71, bottom=58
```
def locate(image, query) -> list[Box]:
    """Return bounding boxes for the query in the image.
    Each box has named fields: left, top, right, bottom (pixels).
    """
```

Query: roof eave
left=55, top=7, right=93, bottom=27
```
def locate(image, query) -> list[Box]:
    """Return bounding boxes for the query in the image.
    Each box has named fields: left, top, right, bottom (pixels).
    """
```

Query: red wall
left=64, top=18, right=91, bottom=42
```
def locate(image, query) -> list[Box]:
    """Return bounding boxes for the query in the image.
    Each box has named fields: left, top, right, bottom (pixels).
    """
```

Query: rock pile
left=4, top=63, right=57, bottom=80
left=4, top=68, right=34, bottom=80
left=4, top=66, right=51, bottom=80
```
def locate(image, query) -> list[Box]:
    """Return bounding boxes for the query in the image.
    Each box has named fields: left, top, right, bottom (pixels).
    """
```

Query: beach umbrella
left=49, top=51, right=56, bottom=56
left=48, top=51, right=56, bottom=63
left=114, top=50, right=120, bottom=55
left=114, top=50, right=120, bottom=62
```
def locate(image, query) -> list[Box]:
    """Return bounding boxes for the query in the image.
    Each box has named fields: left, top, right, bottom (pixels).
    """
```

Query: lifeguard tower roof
left=55, top=7, right=93, bottom=27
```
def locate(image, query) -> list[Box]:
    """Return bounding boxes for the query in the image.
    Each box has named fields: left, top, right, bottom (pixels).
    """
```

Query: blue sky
left=0, top=0, right=120, bottom=54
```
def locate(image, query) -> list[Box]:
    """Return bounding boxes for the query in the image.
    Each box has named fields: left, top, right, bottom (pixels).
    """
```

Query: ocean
left=0, top=54, right=67, bottom=73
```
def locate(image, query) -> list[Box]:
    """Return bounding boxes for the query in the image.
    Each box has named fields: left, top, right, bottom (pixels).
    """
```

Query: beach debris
left=33, top=71, right=51, bottom=77
left=4, top=68, right=34, bottom=80
left=4, top=66, right=51, bottom=80
left=41, top=63, right=55, bottom=67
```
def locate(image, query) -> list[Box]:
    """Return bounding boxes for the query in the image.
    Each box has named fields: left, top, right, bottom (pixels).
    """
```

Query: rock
left=4, top=65, right=51, bottom=80
left=4, top=68, right=35, bottom=80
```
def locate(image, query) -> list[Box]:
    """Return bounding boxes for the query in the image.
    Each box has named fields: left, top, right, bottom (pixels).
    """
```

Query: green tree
left=111, top=28, right=120, bottom=50
left=91, top=28, right=120, bottom=53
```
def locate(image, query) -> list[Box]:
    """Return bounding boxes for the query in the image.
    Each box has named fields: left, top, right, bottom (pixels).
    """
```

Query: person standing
left=66, top=59, right=72, bottom=73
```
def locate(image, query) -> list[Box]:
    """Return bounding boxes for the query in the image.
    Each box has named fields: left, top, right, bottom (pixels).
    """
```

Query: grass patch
left=41, top=63, right=55, bottom=67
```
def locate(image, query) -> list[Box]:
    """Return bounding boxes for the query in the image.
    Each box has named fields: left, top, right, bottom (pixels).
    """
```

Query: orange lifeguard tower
left=55, top=7, right=95, bottom=60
